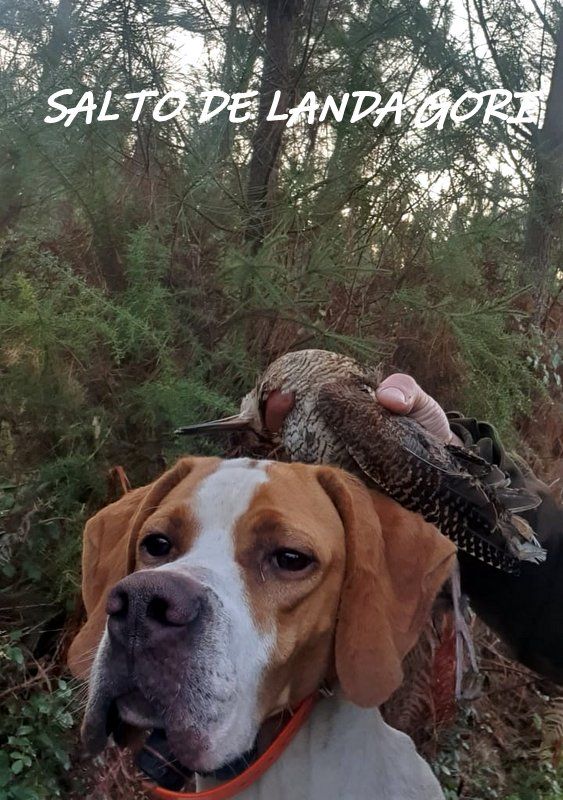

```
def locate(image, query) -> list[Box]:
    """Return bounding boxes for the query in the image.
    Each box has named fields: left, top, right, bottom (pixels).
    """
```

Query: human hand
left=375, top=373, right=463, bottom=445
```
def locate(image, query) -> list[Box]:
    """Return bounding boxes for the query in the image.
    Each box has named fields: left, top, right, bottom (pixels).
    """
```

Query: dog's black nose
left=107, top=572, right=204, bottom=643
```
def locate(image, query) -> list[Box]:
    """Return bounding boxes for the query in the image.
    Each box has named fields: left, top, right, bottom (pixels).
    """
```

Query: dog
left=68, top=456, right=455, bottom=799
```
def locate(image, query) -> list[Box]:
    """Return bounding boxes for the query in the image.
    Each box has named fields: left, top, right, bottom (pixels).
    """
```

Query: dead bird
left=176, top=348, right=544, bottom=572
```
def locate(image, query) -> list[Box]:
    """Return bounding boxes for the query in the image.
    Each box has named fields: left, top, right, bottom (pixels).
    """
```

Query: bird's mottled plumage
left=176, top=348, right=545, bottom=572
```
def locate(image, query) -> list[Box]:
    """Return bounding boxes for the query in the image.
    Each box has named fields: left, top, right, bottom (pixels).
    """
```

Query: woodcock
left=176, top=349, right=545, bottom=573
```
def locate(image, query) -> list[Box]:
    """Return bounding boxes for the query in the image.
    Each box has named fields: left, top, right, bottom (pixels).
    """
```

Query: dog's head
left=69, top=456, right=455, bottom=773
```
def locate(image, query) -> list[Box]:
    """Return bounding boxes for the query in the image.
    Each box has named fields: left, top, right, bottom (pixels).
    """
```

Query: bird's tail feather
left=500, top=516, right=547, bottom=563
left=497, top=487, right=542, bottom=514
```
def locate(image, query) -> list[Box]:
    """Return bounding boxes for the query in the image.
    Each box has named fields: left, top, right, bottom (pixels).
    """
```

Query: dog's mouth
left=82, top=691, right=196, bottom=790
left=82, top=686, right=162, bottom=754
left=82, top=684, right=217, bottom=772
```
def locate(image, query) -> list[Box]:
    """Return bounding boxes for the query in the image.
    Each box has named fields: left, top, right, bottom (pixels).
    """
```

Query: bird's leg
left=451, top=559, right=479, bottom=699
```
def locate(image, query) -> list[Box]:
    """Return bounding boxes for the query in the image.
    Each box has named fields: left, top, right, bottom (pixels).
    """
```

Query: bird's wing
left=444, top=444, right=541, bottom=512
left=316, top=380, right=544, bottom=567
left=317, top=380, right=498, bottom=517
left=495, top=488, right=542, bottom=514
left=445, top=443, right=509, bottom=486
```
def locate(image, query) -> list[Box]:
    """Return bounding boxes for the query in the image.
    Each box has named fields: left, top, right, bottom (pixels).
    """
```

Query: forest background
left=0, top=0, right=562, bottom=798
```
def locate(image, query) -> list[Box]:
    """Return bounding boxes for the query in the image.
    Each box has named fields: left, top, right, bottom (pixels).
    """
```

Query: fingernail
left=376, top=387, right=407, bottom=405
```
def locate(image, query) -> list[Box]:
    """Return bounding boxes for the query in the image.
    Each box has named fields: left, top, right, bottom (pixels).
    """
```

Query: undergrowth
left=0, top=630, right=75, bottom=800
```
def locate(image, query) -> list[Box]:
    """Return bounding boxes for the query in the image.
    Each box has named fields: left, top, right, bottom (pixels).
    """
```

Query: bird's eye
left=141, top=534, right=172, bottom=558
left=271, top=548, right=314, bottom=573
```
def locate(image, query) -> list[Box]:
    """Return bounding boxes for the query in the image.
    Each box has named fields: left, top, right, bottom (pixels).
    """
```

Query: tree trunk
left=40, top=0, right=74, bottom=86
left=245, top=0, right=302, bottom=248
left=524, top=13, right=563, bottom=326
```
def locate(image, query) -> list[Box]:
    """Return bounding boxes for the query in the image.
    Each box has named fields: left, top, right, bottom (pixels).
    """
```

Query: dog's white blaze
left=158, top=458, right=274, bottom=754
left=190, top=458, right=270, bottom=578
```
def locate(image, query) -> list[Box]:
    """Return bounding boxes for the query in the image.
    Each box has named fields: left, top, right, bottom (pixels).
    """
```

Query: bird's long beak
left=174, top=412, right=252, bottom=436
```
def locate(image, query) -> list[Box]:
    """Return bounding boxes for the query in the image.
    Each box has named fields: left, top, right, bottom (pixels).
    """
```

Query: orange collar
left=147, top=692, right=319, bottom=800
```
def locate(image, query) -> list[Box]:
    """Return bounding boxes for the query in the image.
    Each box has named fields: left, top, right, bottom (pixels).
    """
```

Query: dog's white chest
left=197, top=694, right=444, bottom=800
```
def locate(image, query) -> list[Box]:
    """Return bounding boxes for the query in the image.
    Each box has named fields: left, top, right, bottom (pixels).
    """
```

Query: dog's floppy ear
left=67, top=458, right=197, bottom=679
left=317, top=468, right=456, bottom=708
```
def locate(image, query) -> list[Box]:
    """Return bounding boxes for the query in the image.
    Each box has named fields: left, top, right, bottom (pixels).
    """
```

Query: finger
left=375, top=374, right=419, bottom=413
left=377, top=373, right=453, bottom=443
left=264, top=390, right=295, bottom=433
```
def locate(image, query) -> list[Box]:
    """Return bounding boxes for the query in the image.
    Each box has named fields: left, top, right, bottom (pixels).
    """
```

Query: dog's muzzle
left=82, top=569, right=235, bottom=770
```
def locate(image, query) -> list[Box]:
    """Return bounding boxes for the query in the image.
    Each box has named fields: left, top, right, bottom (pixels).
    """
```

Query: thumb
left=375, top=374, right=419, bottom=413
left=376, top=373, right=453, bottom=443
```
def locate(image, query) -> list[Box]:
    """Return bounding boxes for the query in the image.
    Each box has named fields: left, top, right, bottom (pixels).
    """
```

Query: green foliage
left=504, top=763, right=563, bottom=800
left=391, top=283, right=541, bottom=439
left=450, top=306, right=537, bottom=437
left=0, top=631, right=75, bottom=800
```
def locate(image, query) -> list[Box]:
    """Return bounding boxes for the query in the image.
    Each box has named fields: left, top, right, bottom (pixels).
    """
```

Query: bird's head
left=174, top=349, right=372, bottom=442
left=173, top=385, right=295, bottom=441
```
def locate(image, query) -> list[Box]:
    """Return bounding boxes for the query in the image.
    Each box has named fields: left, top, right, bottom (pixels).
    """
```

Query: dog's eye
left=271, top=548, right=314, bottom=572
left=141, top=534, right=172, bottom=558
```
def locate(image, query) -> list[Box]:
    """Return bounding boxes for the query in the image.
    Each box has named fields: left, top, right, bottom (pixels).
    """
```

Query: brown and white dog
left=68, top=456, right=455, bottom=799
